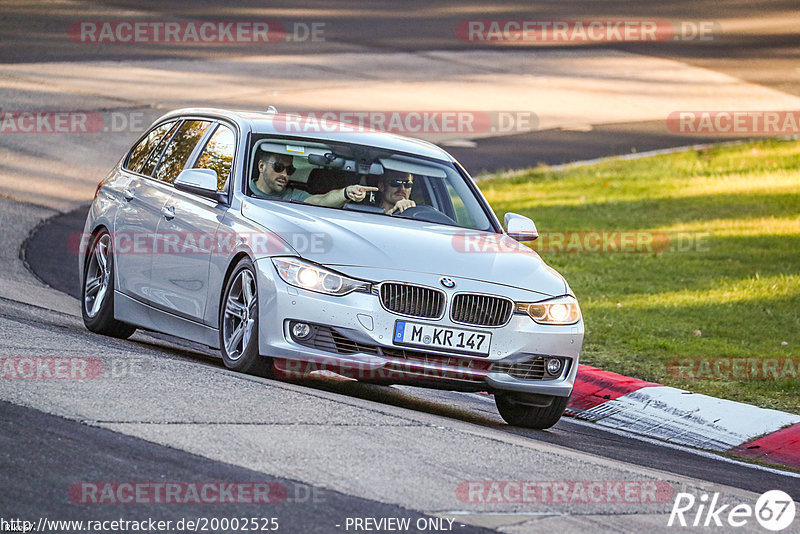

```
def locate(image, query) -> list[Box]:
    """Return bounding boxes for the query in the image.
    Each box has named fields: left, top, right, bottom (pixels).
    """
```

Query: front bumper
left=254, top=258, right=583, bottom=397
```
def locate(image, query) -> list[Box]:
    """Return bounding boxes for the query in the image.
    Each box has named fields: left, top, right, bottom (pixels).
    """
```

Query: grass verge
left=480, top=139, right=800, bottom=414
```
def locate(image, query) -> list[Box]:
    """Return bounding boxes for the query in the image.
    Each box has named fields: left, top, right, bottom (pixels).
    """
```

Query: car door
left=114, top=120, right=181, bottom=302
left=149, top=121, right=232, bottom=322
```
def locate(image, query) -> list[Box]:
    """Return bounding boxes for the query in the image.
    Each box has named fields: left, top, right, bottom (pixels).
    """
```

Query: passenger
left=378, top=171, right=416, bottom=214
left=251, top=152, right=376, bottom=207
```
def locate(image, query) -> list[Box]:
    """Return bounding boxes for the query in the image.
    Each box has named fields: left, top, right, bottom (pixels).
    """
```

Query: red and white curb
left=568, top=365, right=800, bottom=470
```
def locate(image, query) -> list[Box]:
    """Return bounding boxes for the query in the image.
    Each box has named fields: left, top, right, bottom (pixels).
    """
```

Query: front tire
left=495, top=392, right=568, bottom=429
left=219, top=257, right=273, bottom=377
left=81, top=230, right=136, bottom=339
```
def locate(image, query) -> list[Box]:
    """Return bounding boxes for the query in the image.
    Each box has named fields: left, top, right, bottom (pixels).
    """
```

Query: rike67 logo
left=668, top=490, right=796, bottom=531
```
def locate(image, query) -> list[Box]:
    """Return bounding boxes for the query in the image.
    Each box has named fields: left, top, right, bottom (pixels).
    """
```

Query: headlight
left=516, top=296, right=581, bottom=325
left=272, top=258, right=369, bottom=296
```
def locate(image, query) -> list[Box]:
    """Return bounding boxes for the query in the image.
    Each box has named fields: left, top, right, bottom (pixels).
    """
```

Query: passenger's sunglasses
left=389, top=179, right=413, bottom=188
left=267, top=160, right=296, bottom=176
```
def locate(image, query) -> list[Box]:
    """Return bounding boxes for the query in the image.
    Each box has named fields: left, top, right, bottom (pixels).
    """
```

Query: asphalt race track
left=2, top=399, right=489, bottom=534
left=3, top=1, right=800, bottom=532
left=17, top=214, right=800, bottom=503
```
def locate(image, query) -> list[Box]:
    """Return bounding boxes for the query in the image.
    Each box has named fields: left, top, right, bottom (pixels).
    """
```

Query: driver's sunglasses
left=389, top=179, right=413, bottom=188
left=269, top=160, right=296, bottom=176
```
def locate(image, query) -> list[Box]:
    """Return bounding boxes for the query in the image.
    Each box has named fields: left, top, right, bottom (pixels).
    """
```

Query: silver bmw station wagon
left=80, top=108, right=584, bottom=429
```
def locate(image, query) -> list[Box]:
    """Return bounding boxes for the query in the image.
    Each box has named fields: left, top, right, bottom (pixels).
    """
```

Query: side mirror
left=174, top=169, right=224, bottom=202
left=504, top=212, right=539, bottom=242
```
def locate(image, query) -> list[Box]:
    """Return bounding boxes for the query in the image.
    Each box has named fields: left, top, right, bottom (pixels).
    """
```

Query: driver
left=378, top=171, right=415, bottom=214
left=252, top=152, right=376, bottom=207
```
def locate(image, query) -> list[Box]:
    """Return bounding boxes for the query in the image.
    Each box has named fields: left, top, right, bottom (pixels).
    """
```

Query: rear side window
left=140, top=121, right=181, bottom=176
left=154, top=120, right=212, bottom=184
left=194, top=124, right=236, bottom=192
left=125, top=121, right=175, bottom=173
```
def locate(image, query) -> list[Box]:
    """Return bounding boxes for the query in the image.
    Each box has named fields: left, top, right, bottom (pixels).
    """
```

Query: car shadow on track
left=136, top=329, right=511, bottom=430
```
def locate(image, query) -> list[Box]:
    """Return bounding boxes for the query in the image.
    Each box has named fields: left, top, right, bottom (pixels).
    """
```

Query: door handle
left=123, top=188, right=135, bottom=201
left=161, top=205, right=175, bottom=220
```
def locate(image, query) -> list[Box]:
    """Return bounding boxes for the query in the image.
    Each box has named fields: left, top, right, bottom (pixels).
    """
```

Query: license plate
left=393, top=320, right=491, bottom=356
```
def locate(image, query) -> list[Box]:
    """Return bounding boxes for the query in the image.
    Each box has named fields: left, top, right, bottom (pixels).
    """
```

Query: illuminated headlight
left=516, top=296, right=581, bottom=325
left=272, top=258, right=369, bottom=296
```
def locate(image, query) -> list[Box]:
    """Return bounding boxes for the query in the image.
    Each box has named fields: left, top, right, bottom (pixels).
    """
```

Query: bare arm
left=305, top=185, right=379, bottom=208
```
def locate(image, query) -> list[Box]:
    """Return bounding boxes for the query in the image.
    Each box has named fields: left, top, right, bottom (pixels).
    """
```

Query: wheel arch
left=217, top=251, right=273, bottom=376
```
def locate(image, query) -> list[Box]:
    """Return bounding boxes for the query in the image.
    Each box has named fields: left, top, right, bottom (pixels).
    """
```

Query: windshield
left=246, top=137, right=494, bottom=231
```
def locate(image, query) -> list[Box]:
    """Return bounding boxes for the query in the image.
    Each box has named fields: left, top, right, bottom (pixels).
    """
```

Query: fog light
left=292, top=322, right=312, bottom=340
left=546, top=358, right=563, bottom=376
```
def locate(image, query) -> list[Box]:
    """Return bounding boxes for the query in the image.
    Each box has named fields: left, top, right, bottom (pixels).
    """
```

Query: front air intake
left=451, top=293, right=513, bottom=327
left=379, top=283, right=445, bottom=319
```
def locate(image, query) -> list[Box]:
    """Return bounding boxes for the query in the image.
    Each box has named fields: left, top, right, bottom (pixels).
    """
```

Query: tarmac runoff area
left=3, top=47, right=800, bottom=209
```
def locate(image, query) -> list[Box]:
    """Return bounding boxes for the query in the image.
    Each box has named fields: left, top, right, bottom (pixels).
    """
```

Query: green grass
left=479, top=139, right=800, bottom=414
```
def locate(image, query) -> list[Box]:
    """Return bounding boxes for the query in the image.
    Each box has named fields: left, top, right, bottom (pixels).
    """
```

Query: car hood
left=242, top=199, right=567, bottom=298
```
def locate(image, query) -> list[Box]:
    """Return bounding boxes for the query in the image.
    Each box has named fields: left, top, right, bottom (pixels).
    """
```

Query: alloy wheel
left=222, top=269, right=257, bottom=361
left=84, top=233, right=111, bottom=318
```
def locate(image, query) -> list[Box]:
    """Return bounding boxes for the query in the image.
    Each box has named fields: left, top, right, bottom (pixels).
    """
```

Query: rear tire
left=81, top=230, right=136, bottom=339
left=495, top=393, right=568, bottom=429
left=219, top=257, right=273, bottom=377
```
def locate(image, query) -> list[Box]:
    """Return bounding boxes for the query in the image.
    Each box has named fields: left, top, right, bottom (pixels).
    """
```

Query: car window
left=445, top=182, right=477, bottom=228
left=194, top=124, right=235, bottom=192
left=125, top=121, right=175, bottom=173
left=140, top=121, right=181, bottom=177
left=248, top=138, right=493, bottom=231
left=154, top=120, right=212, bottom=184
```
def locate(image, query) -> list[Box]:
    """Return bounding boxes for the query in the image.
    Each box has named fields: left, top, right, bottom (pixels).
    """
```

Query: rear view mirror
left=504, top=212, right=539, bottom=241
left=174, top=169, right=225, bottom=202
left=308, top=153, right=384, bottom=175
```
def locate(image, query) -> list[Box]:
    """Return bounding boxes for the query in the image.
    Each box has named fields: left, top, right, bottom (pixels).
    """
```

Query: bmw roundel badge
left=439, top=277, right=456, bottom=289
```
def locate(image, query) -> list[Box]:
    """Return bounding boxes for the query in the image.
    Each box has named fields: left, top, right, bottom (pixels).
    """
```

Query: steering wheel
left=391, top=205, right=457, bottom=225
